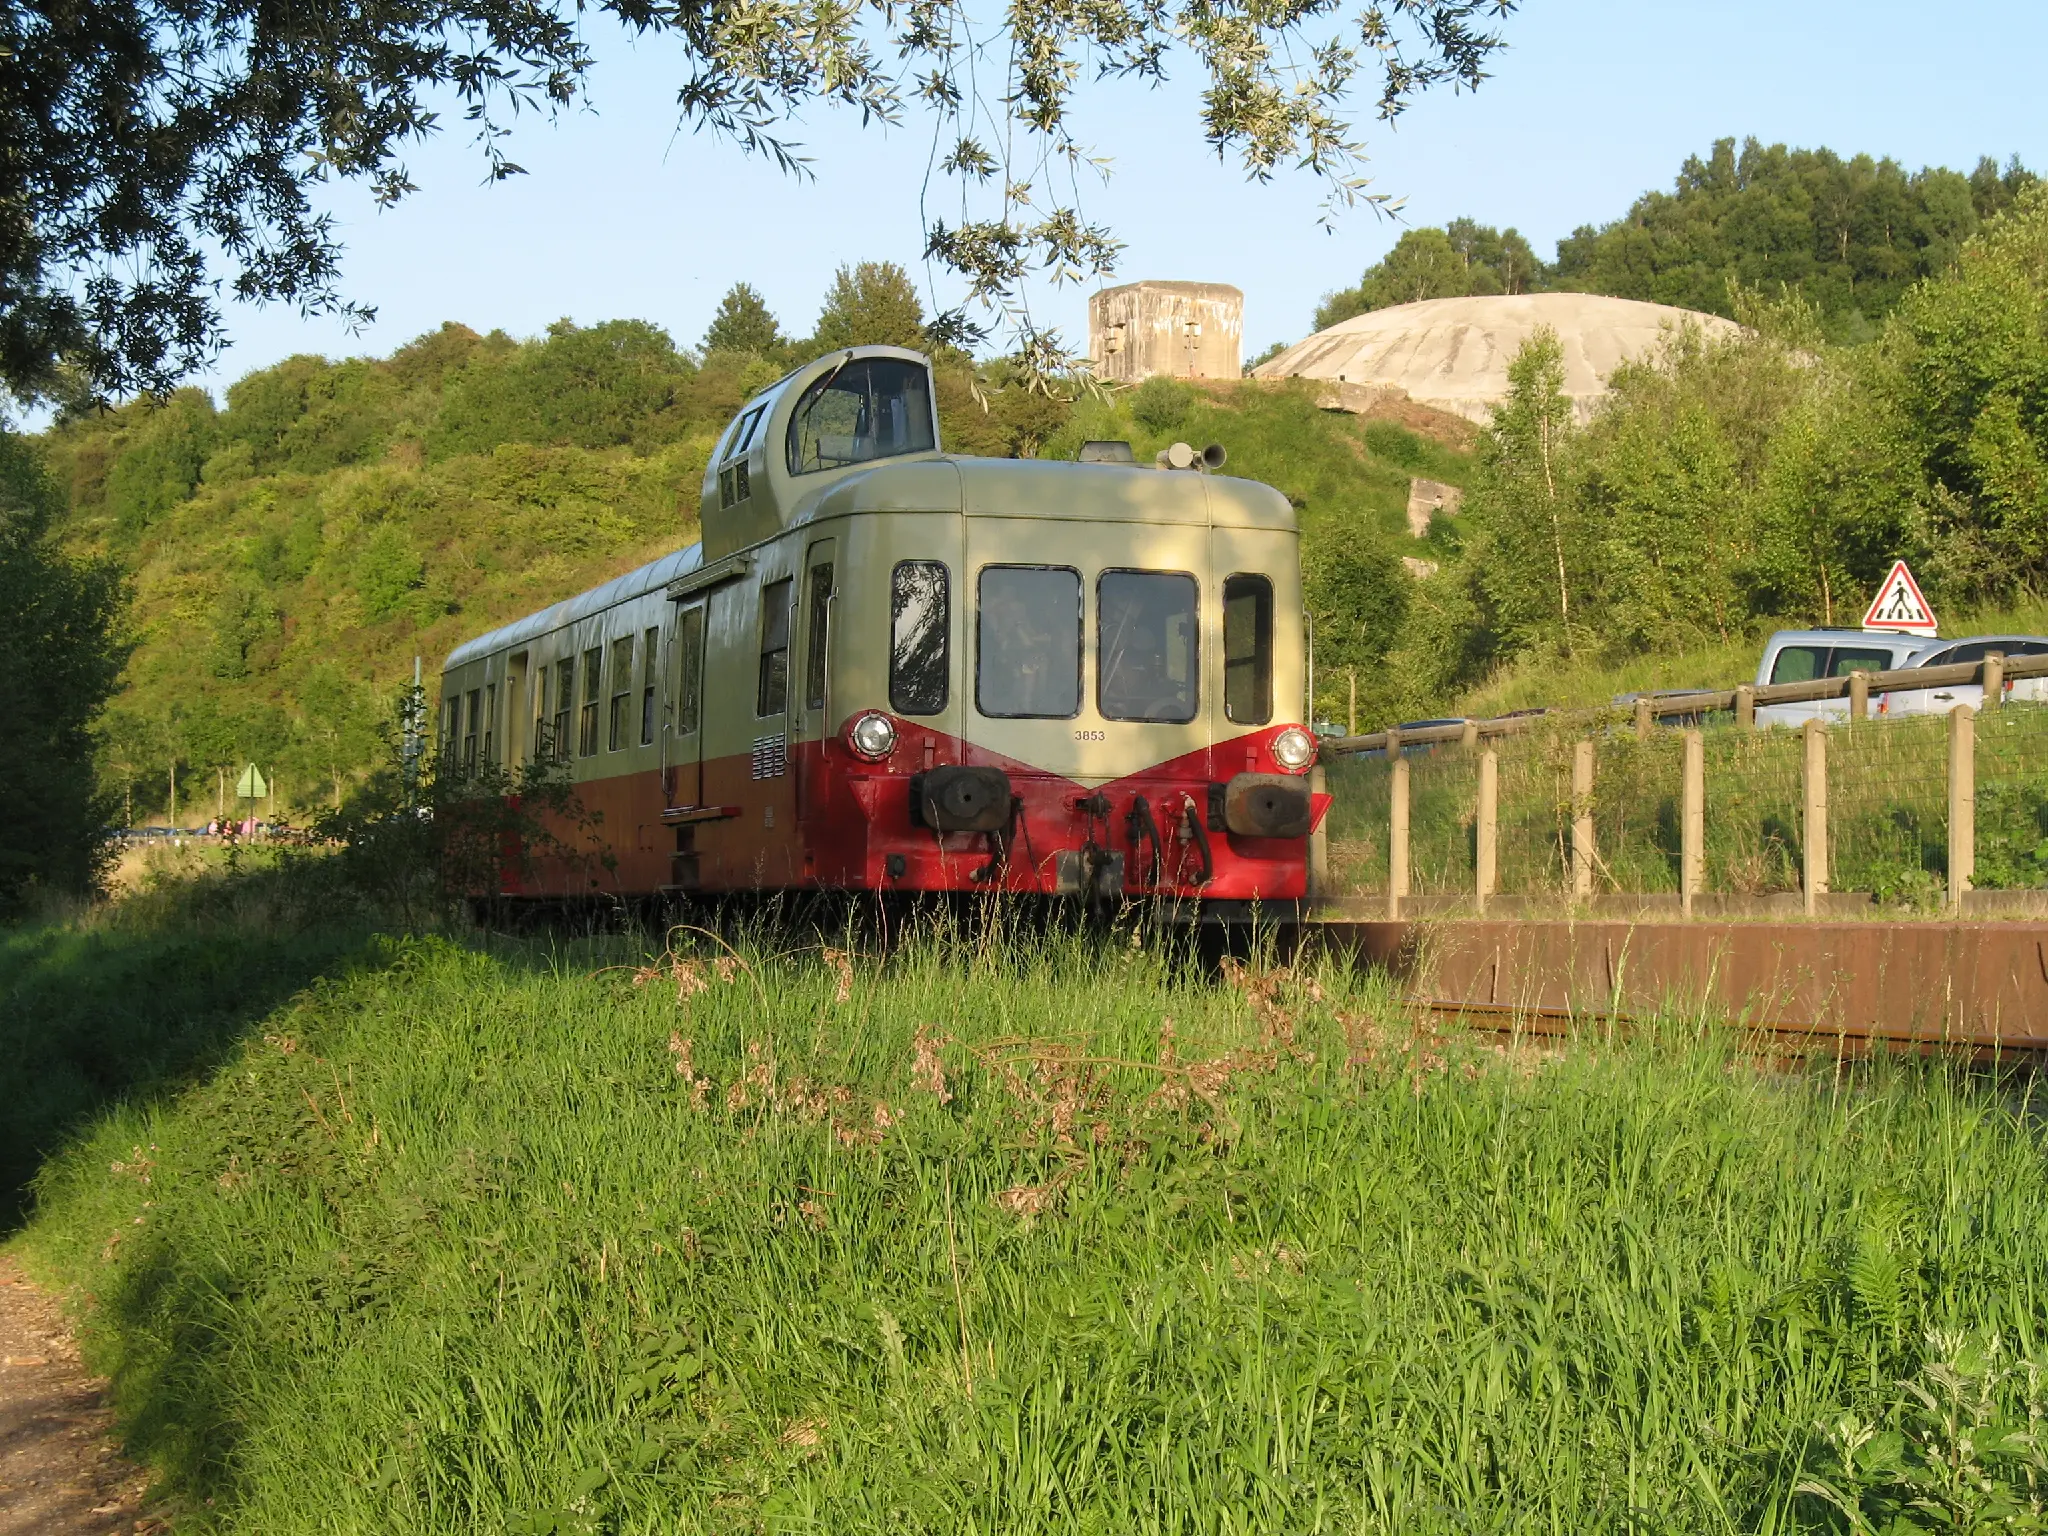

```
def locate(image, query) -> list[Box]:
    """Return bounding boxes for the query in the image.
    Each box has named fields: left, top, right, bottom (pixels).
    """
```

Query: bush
left=0, top=430, right=126, bottom=911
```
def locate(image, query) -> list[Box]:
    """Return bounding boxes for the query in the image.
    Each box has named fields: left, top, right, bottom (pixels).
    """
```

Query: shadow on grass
left=0, top=885, right=386, bottom=1232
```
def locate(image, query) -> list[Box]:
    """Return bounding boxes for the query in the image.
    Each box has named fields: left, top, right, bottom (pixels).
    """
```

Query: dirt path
left=0, top=1256, right=160, bottom=1534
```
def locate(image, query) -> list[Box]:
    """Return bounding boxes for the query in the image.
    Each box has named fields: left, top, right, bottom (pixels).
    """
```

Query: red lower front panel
left=498, top=720, right=1327, bottom=902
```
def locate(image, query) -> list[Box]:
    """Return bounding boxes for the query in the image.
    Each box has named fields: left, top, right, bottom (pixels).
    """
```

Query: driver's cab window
left=786, top=358, right=936, bottom=475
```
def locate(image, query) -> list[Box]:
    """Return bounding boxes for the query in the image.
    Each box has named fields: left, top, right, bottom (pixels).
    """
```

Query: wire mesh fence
left=1830, top=714, right=1950, bottom=903
left=1321, top=754, right=1389, bottom=896
left=1408, top=747, right=1478, bottom=896
left=1976, top=703, right=2048, bottom=889
left=1590, top=731, right=1686, bottom=894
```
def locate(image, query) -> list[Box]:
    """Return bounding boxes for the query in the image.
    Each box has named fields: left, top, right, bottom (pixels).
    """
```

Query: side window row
left=463, top=558, right=1276, bottom=760
left=886, top=561, right=1273, bottom=726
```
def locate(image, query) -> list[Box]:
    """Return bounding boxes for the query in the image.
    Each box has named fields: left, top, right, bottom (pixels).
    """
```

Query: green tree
left=1314, top=220, right=1550, bottom=332
left=0, top=432, right=127, bottom=907
left=808, top=263, right=928, bottom=355
left=102, top=389, right=216, bottom=536
left=1, top=0, right=1509, bottom=401
left=703, top=285, right=787, bottom=359
left=1552, top=138, right=2038, bottom=343
left=1464, top=328, right=1586, bottom=657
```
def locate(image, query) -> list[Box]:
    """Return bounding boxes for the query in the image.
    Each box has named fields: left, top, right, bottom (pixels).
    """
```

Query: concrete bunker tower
left=1088, top=281, right=1243, bottom=383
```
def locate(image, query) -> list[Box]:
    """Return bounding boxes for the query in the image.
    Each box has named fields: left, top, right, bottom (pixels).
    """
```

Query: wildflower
left=821, top=947, right=854, bottom=1005
left=668, top=1033, right=711, bottom=1109
left=911, top=1025, right=954, bottom=1103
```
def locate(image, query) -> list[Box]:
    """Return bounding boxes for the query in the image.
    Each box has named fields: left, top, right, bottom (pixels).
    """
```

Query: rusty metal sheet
left=1309, top=919, right=2048, bottom=1054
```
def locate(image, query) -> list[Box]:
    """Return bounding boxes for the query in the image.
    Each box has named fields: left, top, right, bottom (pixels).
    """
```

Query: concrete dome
left=1252, top=292, right=1744, bottom=424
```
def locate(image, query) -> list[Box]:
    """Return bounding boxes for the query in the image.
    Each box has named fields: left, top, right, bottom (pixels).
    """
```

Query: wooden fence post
left=1460, top=718, right=1480, bottom=751
left=1849, top=669, right=1869, bottom=722
left=1571, top=738, right=1595, bottom=902
left=1949, top=703, right=1975, bottom=912
left=1984, top=653, right=2005, bottom=711
left=1681, top=729, right=1704, bottom=919
left=1389, top=757, right=1411, bottom=920
left=1802, top=717, right=1828, bottom=916
left=1476, top=749, right=1498, bottom=914
left=1634, top=696, right=1652, bottom=741
left=1735, top=685, right=1756, bottom=730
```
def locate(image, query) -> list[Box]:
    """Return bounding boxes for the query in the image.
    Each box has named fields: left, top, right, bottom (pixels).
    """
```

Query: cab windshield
left=786, top=358, right=936, bottom=474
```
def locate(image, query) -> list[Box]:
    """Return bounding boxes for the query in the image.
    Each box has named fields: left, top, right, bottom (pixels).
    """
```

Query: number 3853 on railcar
left=439, top=345, right=1327, bottom=906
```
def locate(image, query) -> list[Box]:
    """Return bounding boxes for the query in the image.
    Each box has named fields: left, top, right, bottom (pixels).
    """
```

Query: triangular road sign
left=1860, top=560, right=1938, bottom=636
left=235, top=763, right=269, bottom=799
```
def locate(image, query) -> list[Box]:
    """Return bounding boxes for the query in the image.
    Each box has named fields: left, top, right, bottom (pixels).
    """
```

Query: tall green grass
left=14, top=914, right=2048, bottom=1532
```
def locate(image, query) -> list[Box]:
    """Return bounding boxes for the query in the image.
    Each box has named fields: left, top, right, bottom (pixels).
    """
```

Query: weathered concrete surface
left=1088, top=281, right=1243, bottom=383
left=1405, top=477, right=1462, bottom=538
left=1255, top=293, right=1744, bottom=424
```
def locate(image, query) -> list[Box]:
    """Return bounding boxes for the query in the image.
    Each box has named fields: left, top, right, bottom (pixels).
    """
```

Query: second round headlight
left=849, top=711, right=898, bottom=760
left=1270, top=725, right=1316, bottom=771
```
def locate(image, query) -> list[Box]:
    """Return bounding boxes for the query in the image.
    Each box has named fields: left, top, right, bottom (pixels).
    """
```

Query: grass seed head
left=911, top=1025, right=955, bottom=1103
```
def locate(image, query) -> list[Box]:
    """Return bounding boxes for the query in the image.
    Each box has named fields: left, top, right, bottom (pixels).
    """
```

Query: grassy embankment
left=9, top=886, right=2048, bottom=1532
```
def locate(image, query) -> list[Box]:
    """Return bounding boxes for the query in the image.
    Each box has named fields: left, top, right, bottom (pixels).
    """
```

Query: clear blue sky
left=192, top=0, right=2048, bottom=393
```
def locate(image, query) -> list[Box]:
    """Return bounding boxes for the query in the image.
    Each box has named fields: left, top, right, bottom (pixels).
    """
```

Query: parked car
left=1754, top=628, right=1939, bottom=728
left=1879, top=635, right=2048, bottom=716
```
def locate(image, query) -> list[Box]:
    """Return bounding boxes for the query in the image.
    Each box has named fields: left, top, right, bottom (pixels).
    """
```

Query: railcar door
left=793, top=537, right=836, bottom=824
left=664, top=602, right=707, bottom=809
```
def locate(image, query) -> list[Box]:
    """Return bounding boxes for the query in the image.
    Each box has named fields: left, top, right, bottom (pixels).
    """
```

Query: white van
left=1753, top=629, right=1937, bottom=728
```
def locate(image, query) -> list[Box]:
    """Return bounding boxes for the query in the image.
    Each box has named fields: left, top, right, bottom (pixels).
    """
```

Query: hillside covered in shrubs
left=38, top=264, right=1469, bottom=822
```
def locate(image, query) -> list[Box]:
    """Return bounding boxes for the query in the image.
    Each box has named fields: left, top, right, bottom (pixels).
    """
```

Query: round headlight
left=1270, top=725, right=1315, bottom=772
left=849, top=711, right=898, bottom=761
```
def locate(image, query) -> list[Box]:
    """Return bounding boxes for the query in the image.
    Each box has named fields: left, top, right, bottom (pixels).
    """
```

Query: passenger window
left=483, top=683, right=496, bottom=763
left=891, top=561, right=950, bottom=715
left=464, top=689, right=480, bottom=767
left=641, top=627, right=659, bottom=745
left=977, top=566, right=1081, bottom=719
left=804, top=561, right=834, bottom=711
left=786, top=358, right=936, bottom=474
left=1829, top=648, right=1891, bottom=676
left=1770, top=646, right=1827, bottom=684
left=608, top=635, right=635, bottom=750
left=552, top=658, right=574, bottom=762
left=757, top=579, right=793, bottom=716
left=1099, top=570, right=1197, bottom=723
left=578, top=648, right=602, bottom=756
left=1222, top=575, right=1274, bottom=725
left=444, top=693, right=462, bottom=757
left=675, top=609, right=705, bottom=735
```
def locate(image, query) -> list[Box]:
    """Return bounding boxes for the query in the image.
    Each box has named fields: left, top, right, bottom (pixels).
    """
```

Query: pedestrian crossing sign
left=1860, top=560, right=1937, bottom=636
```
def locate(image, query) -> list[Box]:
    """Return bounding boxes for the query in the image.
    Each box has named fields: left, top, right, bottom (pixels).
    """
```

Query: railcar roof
left=802, top=455, right=1294, bottom=528
left=443, top=543, right=704, bottom=671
